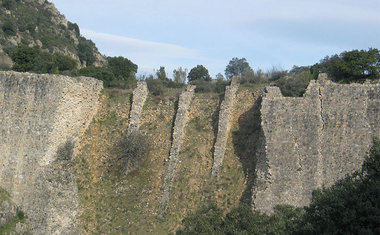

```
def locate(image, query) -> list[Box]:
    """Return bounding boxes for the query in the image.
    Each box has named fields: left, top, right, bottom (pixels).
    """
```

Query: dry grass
left=75, top=84, right=263, bottom=233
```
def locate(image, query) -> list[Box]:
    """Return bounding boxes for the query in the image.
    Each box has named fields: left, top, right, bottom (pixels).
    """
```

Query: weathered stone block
left=253, top=74, right=379, bottom=213
left=0, top=72, right=103, bottom=233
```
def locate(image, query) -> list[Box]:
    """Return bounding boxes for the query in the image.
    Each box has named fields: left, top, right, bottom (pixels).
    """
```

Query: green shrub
left=73, top=66, right=115, bottom=86
left=54, top=53, right=77, bottom=71
left=178, top=140, right=380, bottom=234
left=312, top=48, right=380, bottom=83
left=275, top=71, right=312, bottom=97
left=2, top=0, right=15, bottom=10
left=107, top=56, right=138, bottom=85
left=78, top=36, right=96, bottom=66
left=10, top=45, right=39, bottom=72
left=146, top=78, right=165, bottom=96
left=25, top=23, right=36, bottom=33
left=178, top=203, right=304, bottom=234
left=164, top=79, right=186, bottom=89
left=68, top=22, right=80, bottom=37
left=193, top=80, right=213, bottom=93
left=303, top=139, right=380, bottom=234
left=2, top=20, right=17, bottom=36
left=192, top=79, right=229, bottom=93
left=10, top=45, right=77, bottom=73
left=177, top=203, right=224, bottom=234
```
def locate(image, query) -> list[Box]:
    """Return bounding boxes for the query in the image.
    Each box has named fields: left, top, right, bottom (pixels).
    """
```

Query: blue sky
left=50, top=0, right=380, bottom=77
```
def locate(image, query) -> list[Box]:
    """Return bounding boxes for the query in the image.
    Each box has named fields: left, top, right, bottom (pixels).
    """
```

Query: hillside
left=0, top=0, right=106, bottom=69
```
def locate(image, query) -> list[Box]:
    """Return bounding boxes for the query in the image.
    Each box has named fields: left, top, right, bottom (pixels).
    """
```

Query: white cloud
left=81, top=29, right=201, bottom=74
left=82, top=29, right=198, bottom=59
left=50, top=0, right=380, bottom=75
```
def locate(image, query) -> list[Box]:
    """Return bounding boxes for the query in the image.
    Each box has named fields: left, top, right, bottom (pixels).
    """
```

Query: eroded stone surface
left=160, top=86, right=195, bottom=213
left=0, top=72, right=103, bottom=233
left=253, top=74, right=379, bottom=213
left=127, top=81, right=148, bottom=134
left=211, top=83, right=239, bottom=176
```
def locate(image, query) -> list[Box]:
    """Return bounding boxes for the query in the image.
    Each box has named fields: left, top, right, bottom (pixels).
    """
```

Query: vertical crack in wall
left=127, top=81, right=148, bottom=134
left=160, top=85, right=195, bottom=214
left=211, top=83, right=239, bottom=177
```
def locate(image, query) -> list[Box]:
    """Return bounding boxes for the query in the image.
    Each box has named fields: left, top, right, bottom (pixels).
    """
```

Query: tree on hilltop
left=107, top=56, right=138, bottom=81
left=312, top=48, right=380, bottom=83
left=156, top=66, right=168, bottom=81
left=216, top=73, right=225, bottom=80
left=173, top=67, right=187, bottom=84
left=225, top=57, right=253, bottom=80
left=188, top=65, right=211, bottom=83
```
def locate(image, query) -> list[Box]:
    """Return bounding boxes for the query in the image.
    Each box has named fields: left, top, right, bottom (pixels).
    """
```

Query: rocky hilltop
left=0, top=0, right=106, bottom=68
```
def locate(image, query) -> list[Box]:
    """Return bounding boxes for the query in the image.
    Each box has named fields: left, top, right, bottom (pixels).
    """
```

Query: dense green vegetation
left=178, top=140, right=380, bottom=234
left=177, top=204, right=305, bottom=234
left=188, top=65, right=211, bottom=83
left=10, top=45, right=77, bottom=73
left=72, top=57, right=138, bottom=88
left=0, top=0, right=102, bottom=66
left=273, top=66, right=314, bottom=97
left=225, top=57, right=253, bottom=80
left=77, top=37, right=97, bottom=66
left=173, top=67, right=187, bottom=84
left=304, top=139, right=380, bottom=234
left=73, top=66, right=115, bottom=86
left=8, top=45, right=138, bottom=88
left=312, top=48, right=380, bottom=83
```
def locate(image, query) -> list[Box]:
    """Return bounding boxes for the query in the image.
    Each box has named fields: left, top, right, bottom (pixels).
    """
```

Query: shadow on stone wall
left=55, top=141, right=75, bottom=162
left=232, top=94, right=263, bottom=205
left=169, top=96, right=180, bottom=144
left=211, top=93, right=226, bottom=156
left=33, top=140, right=78, bottom=233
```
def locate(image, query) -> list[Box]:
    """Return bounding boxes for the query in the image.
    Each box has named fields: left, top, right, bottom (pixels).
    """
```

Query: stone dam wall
left=0, top=71, right=103, bottom=233
left=160, top=85, right=195, bottom=212
left=0, top=71, right=379, bottom=231
left=127, top=81, right=148, bottom=134
left=211, top=83, right=239, bottom=176
left=253, top=74, right=379, bottom=213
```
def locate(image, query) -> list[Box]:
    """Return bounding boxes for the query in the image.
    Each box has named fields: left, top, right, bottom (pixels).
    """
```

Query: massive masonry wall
left=0, top=72, right=103, bottom=233
left=253, top=74, right=379, bottom=213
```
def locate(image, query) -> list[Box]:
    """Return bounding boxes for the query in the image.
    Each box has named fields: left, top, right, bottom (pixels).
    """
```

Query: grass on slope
left=75, top=85, right=264, bottom=233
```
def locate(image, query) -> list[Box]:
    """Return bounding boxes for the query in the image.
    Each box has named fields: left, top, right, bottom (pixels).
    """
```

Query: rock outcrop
left=253, top=74, right=379, bottom=213
left=160, top=85, right=195, bottom=212
left=211, top=83, right=239, bottom=176
left=0, top=0, right=106, bottom=67
left=0, top=71, right=103, bottom=233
